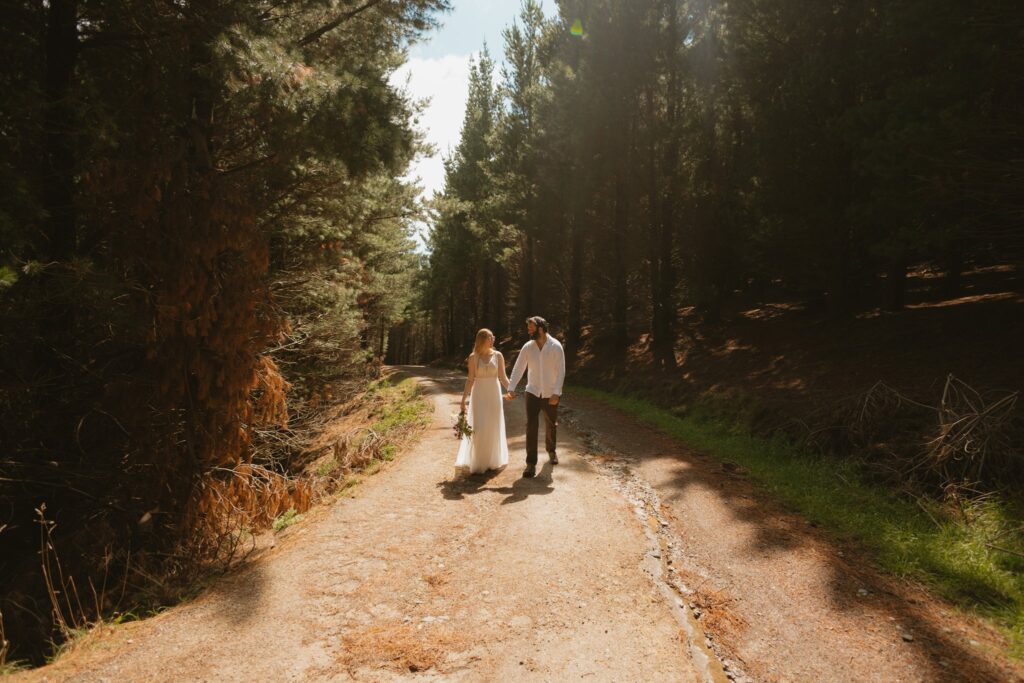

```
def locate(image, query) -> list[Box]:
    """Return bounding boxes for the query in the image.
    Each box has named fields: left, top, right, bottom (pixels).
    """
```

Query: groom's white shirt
left=508, top=336, right=566, bottom=399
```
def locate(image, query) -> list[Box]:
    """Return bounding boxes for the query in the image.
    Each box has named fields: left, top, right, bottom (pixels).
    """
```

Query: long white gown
left=455, top=353, right=509, bottom=474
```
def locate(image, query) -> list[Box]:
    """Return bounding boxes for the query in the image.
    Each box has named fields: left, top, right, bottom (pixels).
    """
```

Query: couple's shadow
left=438, top=462, right=555, bottom=505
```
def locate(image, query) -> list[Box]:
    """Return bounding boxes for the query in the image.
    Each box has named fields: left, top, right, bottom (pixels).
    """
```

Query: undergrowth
left=311, top=375, right=431, bottom=492
left=571, top=384, right=1024, bottom=656
left=17, top=373, right=432, bottom=671
left=272, top=508, right=303, bottom=532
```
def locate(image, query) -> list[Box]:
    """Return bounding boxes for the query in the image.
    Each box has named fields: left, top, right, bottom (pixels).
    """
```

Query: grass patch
left=369, top=377, right=432, bottom=435
left=1, top=660, right=30, bottom=676
left=272, top=507, right=303, bottom=532
left=318, top=374, right=432, bottom=497
left=571, top=384, right=1024, bottom=655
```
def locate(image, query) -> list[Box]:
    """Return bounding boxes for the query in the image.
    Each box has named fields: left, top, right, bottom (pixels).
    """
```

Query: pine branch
left=296, top=0, right=387, bottom=47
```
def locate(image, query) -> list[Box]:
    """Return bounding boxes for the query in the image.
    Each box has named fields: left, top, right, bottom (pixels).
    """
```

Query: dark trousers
left=525, top=392, right=558, bottom=466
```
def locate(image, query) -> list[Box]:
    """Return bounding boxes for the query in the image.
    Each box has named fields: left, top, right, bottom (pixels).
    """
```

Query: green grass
left=315, top=376, right=430, bottom=482
left=369, top=376, right=432, bottom=435
left=1, top=660, right=30, bottom=676
left=317, top=374, right=431, bottom=497
left=272, top=507, right=303, bottom=532
left=571, top=384, right=1024, bottom=655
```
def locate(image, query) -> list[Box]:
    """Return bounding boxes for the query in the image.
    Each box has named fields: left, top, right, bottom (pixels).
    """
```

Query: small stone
left=857, top=588, right=869, bottom=597
left=970, top=639, right=981, bottom=648
left=901, top=633, right=914, bottom=642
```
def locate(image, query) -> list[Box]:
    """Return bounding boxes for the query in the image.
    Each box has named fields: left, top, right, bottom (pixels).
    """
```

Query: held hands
left=549, top=395, right=560, bottom=406
left=504, top=391, right=515, bottom=401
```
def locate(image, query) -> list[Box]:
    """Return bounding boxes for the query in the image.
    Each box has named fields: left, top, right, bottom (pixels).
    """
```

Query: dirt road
left=561, top=396, right=1024, bottom=683
left=22, top=368, right=710, bottom=682
left=21, top=365, right=1022, bottom=682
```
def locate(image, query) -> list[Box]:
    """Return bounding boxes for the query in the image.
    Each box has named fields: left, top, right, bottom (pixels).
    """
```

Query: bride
left=455, top=328, right=510, bottom=474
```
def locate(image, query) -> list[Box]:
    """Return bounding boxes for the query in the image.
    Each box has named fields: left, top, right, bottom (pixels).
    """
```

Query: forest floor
left=15, top=364, right=1024, bottom=682
left=575, top=264, right=1024, bottom=435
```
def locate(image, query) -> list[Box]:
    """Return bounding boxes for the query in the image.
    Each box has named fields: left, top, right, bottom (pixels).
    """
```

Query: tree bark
left=567, top=216, right=584, bottom=367
left=883, top=255, right=907, bottom=311
left=941, top=243, right=964, bottom=300
left=522, top=233, right=535, bottom=320
left=612, top=170, right=629, bottom=361
left=38, top=0, right=80, bottom=362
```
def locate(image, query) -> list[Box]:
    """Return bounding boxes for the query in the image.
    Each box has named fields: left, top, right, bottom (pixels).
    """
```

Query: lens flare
left=570, top=18, right=583, bottom=37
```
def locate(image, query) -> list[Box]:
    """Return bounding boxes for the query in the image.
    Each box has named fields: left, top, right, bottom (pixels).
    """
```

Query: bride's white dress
left=455, top=353, right=509, bottom=474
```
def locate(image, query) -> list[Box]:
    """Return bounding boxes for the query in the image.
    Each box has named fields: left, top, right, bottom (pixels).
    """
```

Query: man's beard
left=530, top=329, right=540, bottom=340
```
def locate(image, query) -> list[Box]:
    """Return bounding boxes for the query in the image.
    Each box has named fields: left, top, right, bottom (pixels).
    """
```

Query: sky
left=389, top=1, right=556, bottom=246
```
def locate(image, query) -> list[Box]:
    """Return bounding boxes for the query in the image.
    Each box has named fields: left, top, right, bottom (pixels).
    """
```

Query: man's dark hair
left=526, top=316, right=548, bottom=332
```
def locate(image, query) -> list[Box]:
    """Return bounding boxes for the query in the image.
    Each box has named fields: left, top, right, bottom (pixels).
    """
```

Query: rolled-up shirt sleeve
left=508, top=344, right=529, bottom=392
left=553, top=341, right=566, bottom=396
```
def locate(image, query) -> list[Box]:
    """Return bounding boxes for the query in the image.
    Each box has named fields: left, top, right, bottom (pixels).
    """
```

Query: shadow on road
left=437, top=468, right=504, bottom=500
left=495, top=462, right=555, bottom=505
left=436, top=462, right=556, bottom=505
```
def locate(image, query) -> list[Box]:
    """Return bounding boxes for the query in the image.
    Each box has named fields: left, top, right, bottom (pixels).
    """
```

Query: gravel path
left=21, top=367, right=706, bottom=682
left=562, top=395, right=1024, bottom=683
left=25, top=365, right=1020, bottom=683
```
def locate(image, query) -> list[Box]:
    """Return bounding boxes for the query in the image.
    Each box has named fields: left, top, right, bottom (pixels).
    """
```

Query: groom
left=505, top=316, right=566, bottom=478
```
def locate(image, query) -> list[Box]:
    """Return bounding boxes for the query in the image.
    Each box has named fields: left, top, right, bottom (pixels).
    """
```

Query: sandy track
left=22, top=367, right=703, bottom=682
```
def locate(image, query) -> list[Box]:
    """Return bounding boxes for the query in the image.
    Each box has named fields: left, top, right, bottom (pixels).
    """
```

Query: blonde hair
left=470, top=328, right=495, bottom=360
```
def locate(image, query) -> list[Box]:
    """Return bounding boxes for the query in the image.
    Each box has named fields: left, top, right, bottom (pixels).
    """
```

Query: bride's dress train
left=455, top=354, right=509, bottom=474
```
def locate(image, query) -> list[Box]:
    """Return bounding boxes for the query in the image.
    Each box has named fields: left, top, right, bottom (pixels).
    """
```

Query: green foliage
left=370, top=377, right=432, bottom=434
left=272, top=508, right=304, bottom=533
left=0, top=0, right=449, bottom=664
left=573, top=384, right=1024, bottom=654
left=419, top=0, right=1022, bottom=363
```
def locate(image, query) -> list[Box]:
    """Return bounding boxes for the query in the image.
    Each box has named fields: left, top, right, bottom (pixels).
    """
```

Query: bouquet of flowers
left=453, top=410, right=473, bottom=440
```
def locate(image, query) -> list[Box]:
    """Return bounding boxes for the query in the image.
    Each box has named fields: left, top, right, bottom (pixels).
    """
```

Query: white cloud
left=391, top=53, right=473, bottom=202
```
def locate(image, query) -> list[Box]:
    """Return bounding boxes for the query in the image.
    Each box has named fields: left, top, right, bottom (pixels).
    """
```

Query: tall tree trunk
left=522, top=233, right=535, bottom=320
left=941, top=243, right=964, bottom=300
left=883, top=254, right=907, bottom=311
left=446, top=287, right=455, bottom=355
left=567, top=216, right=584, bottom=367
left=38, top=0, right=80, bottom=362
left=481, top=261, right=492, bottom=329
left=613, top=171, right=629, bottom=361
left=468, top=267, right=479, bottom=332
left=494, top=264, right=507, bottom=340
left=654, top=0, right=680, bottom=369
left=645, top=89, right=663, bottom=366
